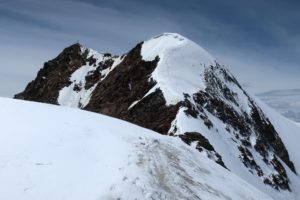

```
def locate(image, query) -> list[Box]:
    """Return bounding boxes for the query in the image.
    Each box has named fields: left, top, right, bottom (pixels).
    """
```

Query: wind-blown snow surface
left=0, top=97, right=273, bottom=200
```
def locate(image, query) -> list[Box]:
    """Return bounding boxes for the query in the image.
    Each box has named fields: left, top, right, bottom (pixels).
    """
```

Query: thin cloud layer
left=0, top=0, right=299, bottom=97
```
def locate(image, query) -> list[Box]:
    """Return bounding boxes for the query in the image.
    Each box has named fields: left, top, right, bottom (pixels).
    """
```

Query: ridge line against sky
left=0, top=0, right=299, bottom=97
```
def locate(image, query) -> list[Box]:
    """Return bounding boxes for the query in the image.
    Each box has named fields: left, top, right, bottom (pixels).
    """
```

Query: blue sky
left=0, top=0, right=299, bottom=97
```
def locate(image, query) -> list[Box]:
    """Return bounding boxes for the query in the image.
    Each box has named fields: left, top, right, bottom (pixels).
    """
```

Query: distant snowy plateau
left=2, top=33, right=300, bottom=199
left=257, top=89, right=300, bottom=123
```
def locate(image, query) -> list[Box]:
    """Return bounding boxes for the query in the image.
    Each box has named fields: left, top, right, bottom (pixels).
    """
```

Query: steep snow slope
left=255, top=98, right=300, bottom=198
left=0, top=97, right=273, bottom=200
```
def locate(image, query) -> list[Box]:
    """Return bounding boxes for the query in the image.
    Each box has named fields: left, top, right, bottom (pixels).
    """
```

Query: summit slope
left=140, top=33, right=214, bottom=105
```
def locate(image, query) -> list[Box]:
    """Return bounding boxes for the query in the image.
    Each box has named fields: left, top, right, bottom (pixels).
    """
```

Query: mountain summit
left=15, top=33, right=300, bottom=199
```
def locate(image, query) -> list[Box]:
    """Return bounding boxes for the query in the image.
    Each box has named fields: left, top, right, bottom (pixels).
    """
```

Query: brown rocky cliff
left=14, top=43, right=88, bottom=104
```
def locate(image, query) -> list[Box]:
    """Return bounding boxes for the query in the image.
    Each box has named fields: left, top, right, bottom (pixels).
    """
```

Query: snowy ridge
left=0, top=97, right=273, bottom=200
left=141, top=33, right=215, bottom=105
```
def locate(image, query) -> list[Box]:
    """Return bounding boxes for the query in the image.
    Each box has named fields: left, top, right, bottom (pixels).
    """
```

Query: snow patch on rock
left=58, top=48, right=123, bottom=108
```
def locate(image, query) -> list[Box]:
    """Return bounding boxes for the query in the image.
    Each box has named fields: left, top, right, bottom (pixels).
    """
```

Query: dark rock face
left=85, top=42, right=158, bottom=116
left=124, top=89, right=181, bottom=135
left=189, top=64, right=296, bottom=190
left=179, top=132, right=226, bottom=168
left=238, top=145, right=264, bottom=177
left=251, top=105, right=296, bottom=174
left=14, top=44, right=87, bottom=104
left=84, top=43, right=179, bottom=135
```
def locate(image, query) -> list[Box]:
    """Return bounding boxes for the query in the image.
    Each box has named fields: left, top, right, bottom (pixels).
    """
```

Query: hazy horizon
left=1, top=0, right=299, bottom=97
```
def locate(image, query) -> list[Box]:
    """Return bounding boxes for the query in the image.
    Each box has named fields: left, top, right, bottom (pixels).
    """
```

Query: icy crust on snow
left=58, top=48, right=123, bottom=108
left=141, top=33, right=216, bottom=105
left=0, top=97, right=273, bottom=200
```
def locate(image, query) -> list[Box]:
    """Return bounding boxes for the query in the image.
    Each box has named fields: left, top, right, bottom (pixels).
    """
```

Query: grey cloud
left=0, top=0, right=299, bottom=97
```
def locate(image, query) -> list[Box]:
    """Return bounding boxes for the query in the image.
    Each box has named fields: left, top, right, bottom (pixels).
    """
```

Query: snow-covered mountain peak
left=141, top=33, right=216, bottom=105
left=141, top=32, right=215, bottom=65
left=15, top=33, right=300, bottom=200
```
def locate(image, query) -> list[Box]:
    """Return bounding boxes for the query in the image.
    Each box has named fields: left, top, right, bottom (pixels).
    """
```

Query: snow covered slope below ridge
left=0, top=97, right=273, bottom=200
left=255, top=97, right=300, bottom=197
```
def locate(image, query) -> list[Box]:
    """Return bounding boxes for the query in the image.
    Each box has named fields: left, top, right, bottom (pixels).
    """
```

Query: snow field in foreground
left=0, top=97, right=273, bottom=200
